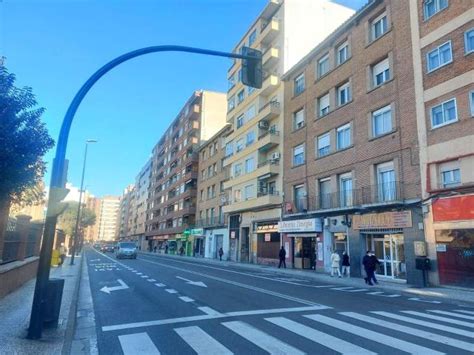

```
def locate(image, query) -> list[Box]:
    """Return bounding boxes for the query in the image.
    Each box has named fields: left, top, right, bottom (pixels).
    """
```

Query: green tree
left=57, top=202, right=96, bottom=236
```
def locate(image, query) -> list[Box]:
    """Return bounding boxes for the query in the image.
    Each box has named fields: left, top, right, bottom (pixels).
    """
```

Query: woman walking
left=330, top=250, right=342, bottom=277
left=341, top=251, right=350, bottom=277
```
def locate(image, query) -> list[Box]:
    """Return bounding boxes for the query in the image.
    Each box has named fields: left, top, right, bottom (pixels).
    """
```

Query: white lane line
left=266, top=317, right=375, bottom=355
left=198, top=307, right=222, bottom=316
left=311, top=285, right=336, bottom=288
left=428, top=310, right=474, bottom=321
left=340, top=312, right=473, bottom=352
left=141, top=275, right=148, bottom=278
left=330, top=286, right=354, bottom=291
left=402, top=311, right=474, bottom=328
left=367, top=291, right=401, bottom=298
left=155, top=283, right=166, bottom=287
left=136, top=272, right=142, bottom=275
left=372, top=311, right=474, bottom=338
left=455, top=310, right=474, bottom=315
left=165, top=289, right=177, bottom=294
left=223, top=321, right=304, bottom=355
left=118, top=332, right=160, bottom=355
left=147, top=279, right=156, bottom=282
left=408, top=297, right=441, bottom=304
left=179, top=296, right=194, bottom=303
left=346, top=288, right=369, bottom=292
left=226, top=305, right=327, bottom=317
left=174, top=326, right=232, bottom=355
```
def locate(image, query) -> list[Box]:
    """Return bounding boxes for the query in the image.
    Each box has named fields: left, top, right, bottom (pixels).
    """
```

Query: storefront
left=255, top=222, right=280, bottom=265
left=190, top=228, right=205, bottom=257
left=279, top=218, right=322, bottom=269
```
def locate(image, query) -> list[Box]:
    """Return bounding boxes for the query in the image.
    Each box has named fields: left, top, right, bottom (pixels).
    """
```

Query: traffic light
left=241, top=46, right=262, bottom=89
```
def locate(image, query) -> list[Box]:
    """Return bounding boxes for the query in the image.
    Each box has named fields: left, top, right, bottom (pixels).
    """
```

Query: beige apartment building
left=97, top=195, right=120, bottom=241
left=409, top=0, right=474, bottom=288
left=281, top=0, right=428, bottom=285
left=130, top=159, right=152, bottom=250
left=83, top=195, right=101, bottom=243
left=145, top=90, right=226, bottom=255
left=195, top=124, right=232, bottom=259
left=223, top=0, right=354, bottom=264
left=117, top=185, right=135, bottom=240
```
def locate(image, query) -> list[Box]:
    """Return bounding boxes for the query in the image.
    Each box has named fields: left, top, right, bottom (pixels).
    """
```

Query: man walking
left=341, top=251, right=350, bottom=277
left=363, top=250, right=379, bottom=285
left=330, top=250, right=342, bottom=277
left=218, top=247, right=224, bottom=261
left=278, top=246, right=286, bottom=268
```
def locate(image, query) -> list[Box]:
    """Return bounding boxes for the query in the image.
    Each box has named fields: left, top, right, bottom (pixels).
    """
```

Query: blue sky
left=1, top=0, right=367, bottom=197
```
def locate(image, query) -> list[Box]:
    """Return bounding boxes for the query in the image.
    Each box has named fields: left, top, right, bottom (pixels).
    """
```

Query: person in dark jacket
left=363, top=250, right=380, bottom=285
left=218, top=247, right=224, bottom=261
left=341, top=251, right=350, bottom=277
left=278, top=246, right=286, bottom=268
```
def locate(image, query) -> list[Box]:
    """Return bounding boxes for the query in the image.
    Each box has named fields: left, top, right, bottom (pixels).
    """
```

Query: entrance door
left=241, top=227, right=250, bottom=263
left=215, top=234, right=223, bottom=259
left=369, top=234, right=405, bottom=279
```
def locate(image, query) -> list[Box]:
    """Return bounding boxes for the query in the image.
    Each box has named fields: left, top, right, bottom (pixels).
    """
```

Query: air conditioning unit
left=271, top=152, right=280, bottom=160
left=258, top=120, right=269, bottom=130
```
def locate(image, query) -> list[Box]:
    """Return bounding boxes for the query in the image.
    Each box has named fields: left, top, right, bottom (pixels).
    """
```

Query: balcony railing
left=195, top=215, right=226, bottom=228
left=258, top=128, right=280, bottom=140
left=257, top=159, right=279, bottom=169
left=257, top=189, right=280, bottom=198
left=287, top=182, right=419, bottom=214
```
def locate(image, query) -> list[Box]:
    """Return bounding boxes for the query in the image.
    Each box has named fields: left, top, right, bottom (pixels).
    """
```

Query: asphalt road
left=85, top=248, right=474, bottom=355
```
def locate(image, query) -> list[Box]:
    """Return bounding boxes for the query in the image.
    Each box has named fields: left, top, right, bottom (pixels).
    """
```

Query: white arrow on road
left=100, top=279, right=129, bottom=294
left=176, top=276, right=207, bottom=288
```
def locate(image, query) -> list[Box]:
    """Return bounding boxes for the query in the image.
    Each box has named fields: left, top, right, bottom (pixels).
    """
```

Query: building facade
left=196, top=124, right=232, bottom=259
left=117, top=185, right=135, bottom=240
left=223, top=0, right=354, bottom=265
left=83, top=195, right=101, bottom=243
left=409, top=0, right=474, bottom=288
left=282, top=0, right=428, bottom=285
left=131, top=159, right=152, bottom=250
left=145, top=91, right=226, bottom=255
left=97, top=195, right=120, bottom=241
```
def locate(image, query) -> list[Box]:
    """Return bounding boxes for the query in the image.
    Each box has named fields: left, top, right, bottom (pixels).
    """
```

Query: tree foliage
left=57, top=201, right=96, bottom=236
left=0, top=65, right=54, bottom=205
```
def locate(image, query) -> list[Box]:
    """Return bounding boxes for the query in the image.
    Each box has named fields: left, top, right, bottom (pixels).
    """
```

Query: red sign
left=433, top=195, right=474, bottom=222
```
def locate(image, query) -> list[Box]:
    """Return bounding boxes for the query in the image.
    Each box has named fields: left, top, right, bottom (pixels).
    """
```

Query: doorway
left=367, top=234, right=406, bottom=279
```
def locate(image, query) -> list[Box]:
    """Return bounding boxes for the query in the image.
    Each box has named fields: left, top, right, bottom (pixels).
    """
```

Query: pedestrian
left=330, top=250, right=342, bottom=277
left=278, top=246, right=286, bottom=268
left=218, top=247, right=224, bottom=261
left=153, top=245, right=157, bottom=253
left=341, top=251, right=350, bottom=277
left=179, top=246, right=185, bottom=256
left=59, top=243, right=67, bottom=266
left=165, top=245, right=169, bottom=254
left=369, top=251, right=380, bottom=284
left=363, top=250, right=379, bottom=285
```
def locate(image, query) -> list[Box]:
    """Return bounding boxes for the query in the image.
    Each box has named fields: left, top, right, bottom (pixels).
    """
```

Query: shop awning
left=287, top=233, right=317, bottom=238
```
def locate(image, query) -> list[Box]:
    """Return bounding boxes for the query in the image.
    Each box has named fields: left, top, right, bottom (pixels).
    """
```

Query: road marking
left=198, top=307, right=222, bottom=316
left=372, top=311, right=474, bottom=338
left=165, top=289, right=177, bottom=294
left=408, top=297, right=441, bottom=304
left=311, top=314, right=445, bottom=354
left=330, top=286, right=354, bottom=291
left=223, top=321, right=304, bottom=355
left=346, top=288, right=369, bottom=292
left=118, top=332, right=160, bottom=355
left=140, top=275, right=148, bottom=278
left=155, top=283, right=166, bottom=287
left=428, top=310, right=474, bottom=321
left=179, top=296, right=194, bottom=303
left=402, top=311, right=474, bottom=328
left=176, top=276, right=207, bottom=288
left=136, top=272, right=143, bottom=275
left=311, top=285, right=336, bottom=288
left=174, top=326, right=232, bottom=355
left=100, top=279, right=129, bottom=294
left=267, top=317, right=375, bottom=354
left=340, top=312, right=473, bottom=352
left=102, top=305, right=328, bottom=332
left=455, top=309, right=474, bottom=315
left=147, top=279, right=156, bottom=282
left=367, top=291, right=401, bottom=297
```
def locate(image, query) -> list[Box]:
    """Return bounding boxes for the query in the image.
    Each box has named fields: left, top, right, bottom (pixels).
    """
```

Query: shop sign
left=278, top=218, right=322, bottom=233
left=352, top=211, right=412, bottom=230
left=183, top=229, right=191, bottom=236
left=230, top=231, right=236, bottom=239
left=436, top=244, right=447, bottom=252
left=257, top=224, right=279, bottom=233
left=190, top=228, right=204, bottom=235
left=433, top=195, right=474, bottom=222
left=264, top=233, right=271, bottom=242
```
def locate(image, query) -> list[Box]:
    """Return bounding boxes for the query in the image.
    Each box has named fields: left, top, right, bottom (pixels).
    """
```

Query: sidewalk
left=140, top=251, right=474, bottom=306
left=0, top=256, right=82, bottom=355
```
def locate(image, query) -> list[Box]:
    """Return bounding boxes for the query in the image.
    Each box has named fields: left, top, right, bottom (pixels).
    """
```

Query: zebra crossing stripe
left=174, top=326, right=232, bottom=355
left=222, top=321, right=304, bottom=355
left=367, top=291, right=400, bottom=297
left=372, top=311, right=474, bottom=338
left=165, top=289, right=177, bottom=294
left=266, top=317, right=376, bottom=354
left=454, top=310, right=474, bottom=316
left=179, top=296, right=194, bottom=303
left=340, top=312, right=473, bottom=352
left=428, top=310, right=474, bottom=321
left=118, top=332, right=160, bottom=355
left=346, top=288, right=369, bottom=292
left=330, top=286, right=355, bottom=291
left=155, top=283, right=166, bottom=287
left=402, top=311, right=474, bottom=328
left=147, top=279, right=156, bottom=282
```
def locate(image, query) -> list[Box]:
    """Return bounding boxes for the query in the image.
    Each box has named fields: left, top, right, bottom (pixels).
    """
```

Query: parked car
left=101, top=243, right=115, bottom=253
left=115, top=242, right=137, bottom=259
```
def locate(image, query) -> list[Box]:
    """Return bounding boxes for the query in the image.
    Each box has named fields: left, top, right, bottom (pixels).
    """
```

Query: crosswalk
left=115, top=308, right=474, bottom=354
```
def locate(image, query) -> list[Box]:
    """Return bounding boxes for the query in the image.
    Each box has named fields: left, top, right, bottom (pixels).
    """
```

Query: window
left=319, top=178, right=331, bottom=209
left=249, top=29, right=257, bottom=46
left=373, top=58, right=390, bottom=87
left=372, top=105, right=392, bottom=137
left=234, top=189, right=241, bottom=202
left=318, top=54, right=329, bottom=77
left=465, top=28, right=474, bottom=54
left=293, top=144, right=305, bottom=166
left=336, top=123, right=351, bottom=150
left=318, top=93, right=330, bottom=117
left=236, top=138, right=244, bottom=152
left=236, top=114, right=245, bottom=128
left=317, top=133, right=331, bottom=157
left=244, top=185, right=254, bottom=200
left=237, top=89, right=245, bottom=104
left=376, top=162, right=396, bottom=202
left=337, top=42, right=349, bottom=65
left=200, top=189, right=204, bottom=201
left=424, top=0, right=448, bottom=20
left=225, top=142, right=233, bottom=157
left=234, top=163, right=242, bottom=177
left=337, top=82, right=351, bottom=106
left=339, top=174, right=353, bottom=207
left=207, top=186, right=211, bottom=199
left=245, top=157, right=255, bottom=173
left=294, top=73, right=305, bottom=95
left=246, top=105, right=256, bottom=121
left=371, top=12, right=388, bottom=40
left=228, top=95, right=235, bottom=112
left=441, top=168, right=461, bottom=188
left=246, top=131, right=255, bottom=146
left=228, top=74, right=235, bottom=90
left=293, top=108, right=305, bottom=130
left=431, top=98, right=457, bottom=128
left=427, top=41, right=452, bottom=72
left=470, top=91, right=474, bottom=116
left=294, top=185, right=306, bottom=212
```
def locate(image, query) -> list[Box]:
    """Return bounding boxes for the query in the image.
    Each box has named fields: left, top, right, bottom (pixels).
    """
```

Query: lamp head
left=86, top=139, right=98, bottom=143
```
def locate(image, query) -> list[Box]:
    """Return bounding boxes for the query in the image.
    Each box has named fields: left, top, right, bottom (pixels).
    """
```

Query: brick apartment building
left=281, top=0, right=427, bottom=285
left=145, top=91, right=226, bottom=255
left=409, top=0, right=473, bottom=288
left=194, top=124, right=232, bottom=259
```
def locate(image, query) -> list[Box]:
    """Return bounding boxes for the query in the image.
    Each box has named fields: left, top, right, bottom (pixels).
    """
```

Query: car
left=115, top=242, right=137, bottom=259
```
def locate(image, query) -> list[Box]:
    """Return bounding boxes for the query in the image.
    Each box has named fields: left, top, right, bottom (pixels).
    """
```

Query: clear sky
left=1, top=0, right=367, bottom=198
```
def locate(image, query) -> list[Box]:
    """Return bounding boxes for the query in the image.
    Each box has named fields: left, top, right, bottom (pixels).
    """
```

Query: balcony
left=259, top=18, right=279, bottom=45
left=285, top=182, right=420, bottom=215
left=259, top=100, right=281, bottom=121
left=223, top=190, right=282, bottom=214
left=262, top=47, right=279, bottom=70
left=195, top=215, right=226, bottom=228
left=261, top=0, right=280, bottom=20
left=257, top=130, right=280, bottom=151
left=260, top=74, right=279, bottom=96
left=224, top=161, right=280, bottom=190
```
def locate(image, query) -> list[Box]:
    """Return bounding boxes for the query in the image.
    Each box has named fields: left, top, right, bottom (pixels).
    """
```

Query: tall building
left=145, top=90, right=227, bottom=255
left=97, top=195, right=120, bottom=241
left=196, top=124, right=232, bottom=259
left=281, top=0, right=426, bottom=284
left=409, top=0, right=474, bottom=288
left=131, top=159, right=152, bottom=250
left=222, top=0, right=354, bottom=264
left=83, top=195, right=101, bottom=242
left=117, top=185, right=135, bottom=240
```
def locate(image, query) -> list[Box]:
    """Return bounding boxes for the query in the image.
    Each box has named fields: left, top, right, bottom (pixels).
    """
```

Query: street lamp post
left=70, top=139, right=97, bottom=265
